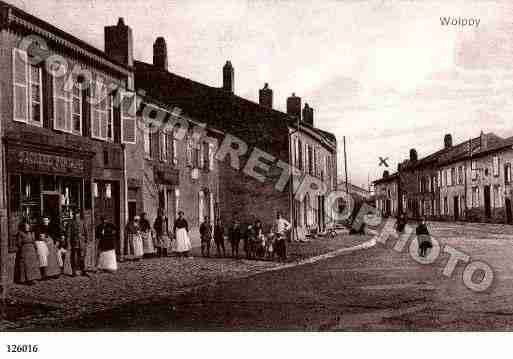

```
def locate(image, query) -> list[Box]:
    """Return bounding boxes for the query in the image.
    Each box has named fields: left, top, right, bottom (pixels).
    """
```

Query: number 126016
left=6, top=345, right=39, bottom=353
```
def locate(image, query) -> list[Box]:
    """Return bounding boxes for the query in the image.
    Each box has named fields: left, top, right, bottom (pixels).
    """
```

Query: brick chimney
left=259, top=83, right=273, bottom=108
left=153, top=37, right=168, bottom=70
left=409, top=148, right=418, bottom=161
left=480, top=131, right=488, bottom=150
left=286, top=93, right=301, bottom=120
left=383, top=170, right=390, bottom=178
left=223, top=61, right=234, bottom=93
left=302, top=103, right=314, bottom=126
left=444, top=133, right=453, bottom=148
left=104, top=17, right=133, bottom=67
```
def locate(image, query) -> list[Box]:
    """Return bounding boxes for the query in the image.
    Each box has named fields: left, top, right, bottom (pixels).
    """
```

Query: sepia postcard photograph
left=1, top=0, right=513, bottom=354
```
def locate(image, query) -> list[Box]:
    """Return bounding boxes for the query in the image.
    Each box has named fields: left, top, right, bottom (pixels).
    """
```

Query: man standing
left=67, top=209, right=90, bottom=277
left=213, top=218, right=226, bottom=257
left=273, top=212, right=291, bottom=261
left=199, top=216, right=212, bottom=257
left=229, top=219, right=241, bottom=258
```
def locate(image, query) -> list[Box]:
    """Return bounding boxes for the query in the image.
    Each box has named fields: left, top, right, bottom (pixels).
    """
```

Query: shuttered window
left=121, top=90, right=136, bottom=144
left=13, top=48, right=29, bottom=123
left=90, top=79, right=114, bottom=141
left=53, top=64, right=71, bottom=132
left=29, top=64, right=43, bottom=125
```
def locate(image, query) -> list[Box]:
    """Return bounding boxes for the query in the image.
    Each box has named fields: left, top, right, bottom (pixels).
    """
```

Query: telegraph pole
left=343, top=136, right=349, bottom=194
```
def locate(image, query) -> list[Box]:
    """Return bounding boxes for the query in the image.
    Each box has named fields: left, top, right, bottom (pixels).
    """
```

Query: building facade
left=374, top=132, right=513, bottom=224
left=373, top=171, right=399, bottom=217
left=0, top=5, right=137, bottom=284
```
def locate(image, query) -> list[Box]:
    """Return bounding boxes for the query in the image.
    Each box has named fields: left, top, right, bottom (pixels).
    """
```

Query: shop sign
left=8, top=149, right=86, bottom=175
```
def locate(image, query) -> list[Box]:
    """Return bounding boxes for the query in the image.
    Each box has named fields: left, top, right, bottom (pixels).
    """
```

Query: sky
left=8, top=0, right=513, bottom=188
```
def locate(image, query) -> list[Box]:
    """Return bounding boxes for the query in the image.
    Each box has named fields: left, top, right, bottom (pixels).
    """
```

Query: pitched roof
left=134, top=60, right=336, bottom=151
left=0, top=1, right=130, bottom=76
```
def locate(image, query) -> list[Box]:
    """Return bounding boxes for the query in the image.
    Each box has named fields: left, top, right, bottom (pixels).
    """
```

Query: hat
left=134, top=215, right=141, bottom=221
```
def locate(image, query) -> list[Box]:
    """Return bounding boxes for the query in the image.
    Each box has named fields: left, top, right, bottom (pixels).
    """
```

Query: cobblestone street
left=1, top=233, right=369, bottom=330
left=10, top=220, right=513, bottom=331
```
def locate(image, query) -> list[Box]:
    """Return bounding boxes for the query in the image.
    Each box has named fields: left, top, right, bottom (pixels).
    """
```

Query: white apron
left=98, top=249, right=117, bottom=271
left=132, top=233, right=144, bottom=258
left=142, top=231, right=155, bottom=254
left=34, top=240, right=49, bottom=267
left=174, top=228, right=191, bottom=253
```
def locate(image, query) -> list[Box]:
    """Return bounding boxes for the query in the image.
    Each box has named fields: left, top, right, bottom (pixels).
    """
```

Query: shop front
left=6, top=142, right=94, bottom=252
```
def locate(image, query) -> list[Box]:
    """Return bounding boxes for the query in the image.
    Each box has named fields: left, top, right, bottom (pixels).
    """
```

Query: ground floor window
left=8, top=173, right=83, bottom=251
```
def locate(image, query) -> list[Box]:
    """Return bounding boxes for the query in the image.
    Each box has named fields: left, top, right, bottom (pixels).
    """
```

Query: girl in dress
left=126, top=216, right=144, bottom=261
left=173, top=211, right=192, bottom=257
left=14, top=221, right=41, bottom=285
left=154, top=208, right=171, bottom=257
left=140, top=212, right=155, bottom=257
left=38, top=217, right=61, bottom=279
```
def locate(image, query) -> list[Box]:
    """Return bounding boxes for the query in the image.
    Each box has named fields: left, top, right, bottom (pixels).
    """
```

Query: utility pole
left=343, top=136, right=349, bottom=194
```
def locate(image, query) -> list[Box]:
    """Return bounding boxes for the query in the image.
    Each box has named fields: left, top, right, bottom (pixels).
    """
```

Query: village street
left=3, top=221, right=513, bottom=331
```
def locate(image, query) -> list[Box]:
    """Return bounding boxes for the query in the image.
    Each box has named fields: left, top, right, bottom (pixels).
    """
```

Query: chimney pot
left=409, top=148, right=418, bottom=161
left=302, top=103, right=314, bottom=126
left=259, top=83, right=273, bottom=108
left=287, top=93, right=301, bottom=120
left=444, top=133, right=453, bottom=148
left=104, top=18, right=134, bottom=67
left=153, top=37, right=168, bottom=70
left=223, top=61, right=234, bottom=93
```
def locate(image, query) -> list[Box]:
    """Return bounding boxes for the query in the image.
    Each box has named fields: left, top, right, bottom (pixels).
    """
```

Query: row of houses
left=0, top=2, right=337, bottom=283
left=374, top=132, right=513, bottom=224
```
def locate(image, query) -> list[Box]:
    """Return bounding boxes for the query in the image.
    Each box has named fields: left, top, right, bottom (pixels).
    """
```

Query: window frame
left=28, top=63, right=43, bottom=127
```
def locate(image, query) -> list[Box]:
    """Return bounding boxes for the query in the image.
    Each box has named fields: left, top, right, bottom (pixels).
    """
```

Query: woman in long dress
left=126, top=216, right=144, bottom=261
left=96, top=217, right=118, bottom=272
left=173, top=211, right=191, bottom=257
left=37, top=217, right=61, bottom=278
left=140, top=212, right=155, bottom=257
left=14, top=221, right=41, bottom=285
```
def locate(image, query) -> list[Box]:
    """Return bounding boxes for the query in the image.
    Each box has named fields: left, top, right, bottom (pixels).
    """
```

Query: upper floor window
left=450, top=168, right=455, bottom=186
left=505, top=163, right=511, bottom=184
left=493, top=156, right=500, bottom=177
left=13, top=49, right=43, bottom=126
left=90, top=79, right=113, bottom=141
left=297, top=139, right=303, bottom=171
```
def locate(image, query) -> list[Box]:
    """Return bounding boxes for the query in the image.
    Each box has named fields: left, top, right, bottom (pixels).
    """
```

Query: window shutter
left=150, top=129, right=159, bottom=159
left=121, top=90, right=136, bottom=144
left=172, top=136, right=178, bottom=165
left=13, top=48, right=28, bottom=123
left=166, top=131, right=173, bottom=164
left=186, top=136, right=193, bottom=166
left=90, top=81, right=101, bottom=138
left=208, top=143, right=214, bottom=171
left=53, top=65, right=69, bottom=131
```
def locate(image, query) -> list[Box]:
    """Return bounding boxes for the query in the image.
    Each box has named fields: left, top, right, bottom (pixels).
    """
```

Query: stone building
left=0, top=4, right=137, bottom=284
left=374, top=131, right=513, bottom=224
left=373, top=171, right=399, bottom=217
left=133, top=39, right=337, bottom=235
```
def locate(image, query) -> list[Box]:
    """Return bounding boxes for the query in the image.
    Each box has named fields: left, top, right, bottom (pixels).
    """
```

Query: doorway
left=484, top=185, right=491, bottom=218
left=42, top=192, right=61, bottom=234
left=453, top=196, right=459, bottom=221
left=506, top=198, right=512, bottom=224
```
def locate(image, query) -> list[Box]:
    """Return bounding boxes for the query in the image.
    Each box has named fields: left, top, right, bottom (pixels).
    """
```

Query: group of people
left=14, top=210, right=117, bottom=285
left=200, top=212, right=291, bottom=261
left=396, top=214, right=433, bottom=258
left=124, top=209, right=192, bottom=260
left=14, top=208, right=294, bottom=285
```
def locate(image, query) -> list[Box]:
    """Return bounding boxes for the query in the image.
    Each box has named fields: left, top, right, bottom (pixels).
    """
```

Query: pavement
left=0, top=232, right=372, bottom=330
left=15, top=220, right=513, bottom=331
